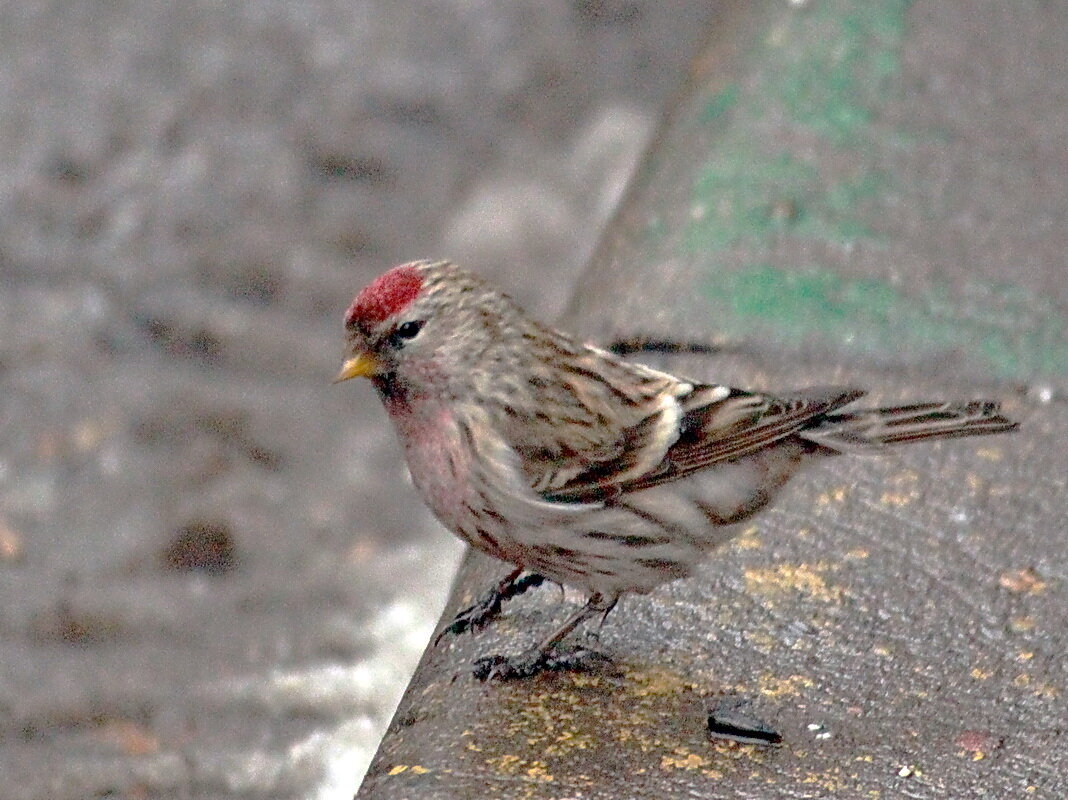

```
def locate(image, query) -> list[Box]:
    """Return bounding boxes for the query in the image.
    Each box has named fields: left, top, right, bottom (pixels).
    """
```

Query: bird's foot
left=436, top=572, right=545, bottom=644
left=472, top=644, right=614, bottom=681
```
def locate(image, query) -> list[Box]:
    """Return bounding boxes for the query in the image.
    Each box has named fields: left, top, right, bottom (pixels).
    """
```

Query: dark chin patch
left=373, top=373, right=403, bottom=403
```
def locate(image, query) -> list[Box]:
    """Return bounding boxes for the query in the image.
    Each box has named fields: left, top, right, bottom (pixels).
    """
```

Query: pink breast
left=388, top=401, right=471, bottom=530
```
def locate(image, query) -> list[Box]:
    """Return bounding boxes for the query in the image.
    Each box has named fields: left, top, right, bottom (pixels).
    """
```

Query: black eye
left=394, top=320, right=425, bottom=342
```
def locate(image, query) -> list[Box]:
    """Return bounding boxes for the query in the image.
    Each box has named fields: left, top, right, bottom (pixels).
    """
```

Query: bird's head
left=336, top=260, right=528, bottom=402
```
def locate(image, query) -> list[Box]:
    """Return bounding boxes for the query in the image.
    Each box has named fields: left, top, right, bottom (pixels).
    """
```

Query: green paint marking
left=778, top=2, right=910, bottom=144
left=702, top=265, right=1068, bottom=379
left=686, top=2, right=910, bottom=254
left=675, top=0, right=1067, bottom=378
left=700, top=84, right=739, bottom=123
left=686, top=150, right=885, bottom=252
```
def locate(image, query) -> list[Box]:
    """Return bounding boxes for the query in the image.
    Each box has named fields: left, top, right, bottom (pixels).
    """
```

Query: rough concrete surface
left=0, top=2, right=723, bottom=798
left=358, top=1, right=1067, bottom=797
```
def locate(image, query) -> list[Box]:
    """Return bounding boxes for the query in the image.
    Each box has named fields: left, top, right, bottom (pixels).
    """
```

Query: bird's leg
left=583, top=595, right=620, bottom=645
left=472, top=593, right=618, bottom=681
left=435, top=568, right=546, bottom=644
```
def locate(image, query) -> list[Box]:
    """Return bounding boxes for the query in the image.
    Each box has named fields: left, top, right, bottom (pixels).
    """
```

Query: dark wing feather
left=543, top=386, right=865, bottom=503
left=652, top=386, right=866, bottom=475
left=803, top=400, right=1018, bottom=449
left=497, top=338, right=687, bottom=496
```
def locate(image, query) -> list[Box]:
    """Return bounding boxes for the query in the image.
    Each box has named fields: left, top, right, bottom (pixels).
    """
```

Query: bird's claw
left=472, top=645, right=615, bottom=681
left=436, top=594, right=503, bottom=644
left=435, top=573, right=545, bottom=644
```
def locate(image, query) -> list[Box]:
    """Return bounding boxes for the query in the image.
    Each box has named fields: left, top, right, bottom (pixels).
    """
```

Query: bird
left=336, top=259, right=1018, bottom=680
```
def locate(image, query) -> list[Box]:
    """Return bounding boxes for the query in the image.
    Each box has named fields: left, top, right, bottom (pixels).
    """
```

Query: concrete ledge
left=357, top=1, right=1067, bottom=796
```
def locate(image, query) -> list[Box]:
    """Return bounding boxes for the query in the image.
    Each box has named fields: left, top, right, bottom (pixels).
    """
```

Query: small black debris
left=707, top=696, right=782, bottom=745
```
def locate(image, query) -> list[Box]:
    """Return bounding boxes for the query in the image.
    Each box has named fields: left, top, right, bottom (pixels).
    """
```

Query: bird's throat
left=372, top=373, right=403, bottom=405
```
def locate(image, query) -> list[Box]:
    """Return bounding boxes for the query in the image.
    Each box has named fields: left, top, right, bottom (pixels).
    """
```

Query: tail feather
left=803, top=400, right=1018, bottom=452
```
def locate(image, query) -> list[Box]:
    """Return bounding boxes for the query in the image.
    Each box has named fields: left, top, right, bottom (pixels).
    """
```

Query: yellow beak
left=334, top=352, right=382, bottom=383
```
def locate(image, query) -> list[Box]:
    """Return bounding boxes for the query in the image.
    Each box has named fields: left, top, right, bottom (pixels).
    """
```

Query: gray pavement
left=0, top=2, right=721, bottom=797
left=358, top=1, right=1067, bottom=797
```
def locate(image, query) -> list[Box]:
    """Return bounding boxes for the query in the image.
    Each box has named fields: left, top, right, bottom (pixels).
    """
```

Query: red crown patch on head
left=345, top=263, right=424, bottom=328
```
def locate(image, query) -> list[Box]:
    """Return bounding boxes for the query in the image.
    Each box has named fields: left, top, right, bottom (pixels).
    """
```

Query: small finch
left=337, top=260, right=1018, bottom=680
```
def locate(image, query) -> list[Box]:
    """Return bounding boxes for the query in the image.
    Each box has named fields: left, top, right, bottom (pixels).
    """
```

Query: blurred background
left=0, top=2, right=723, bottom=797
